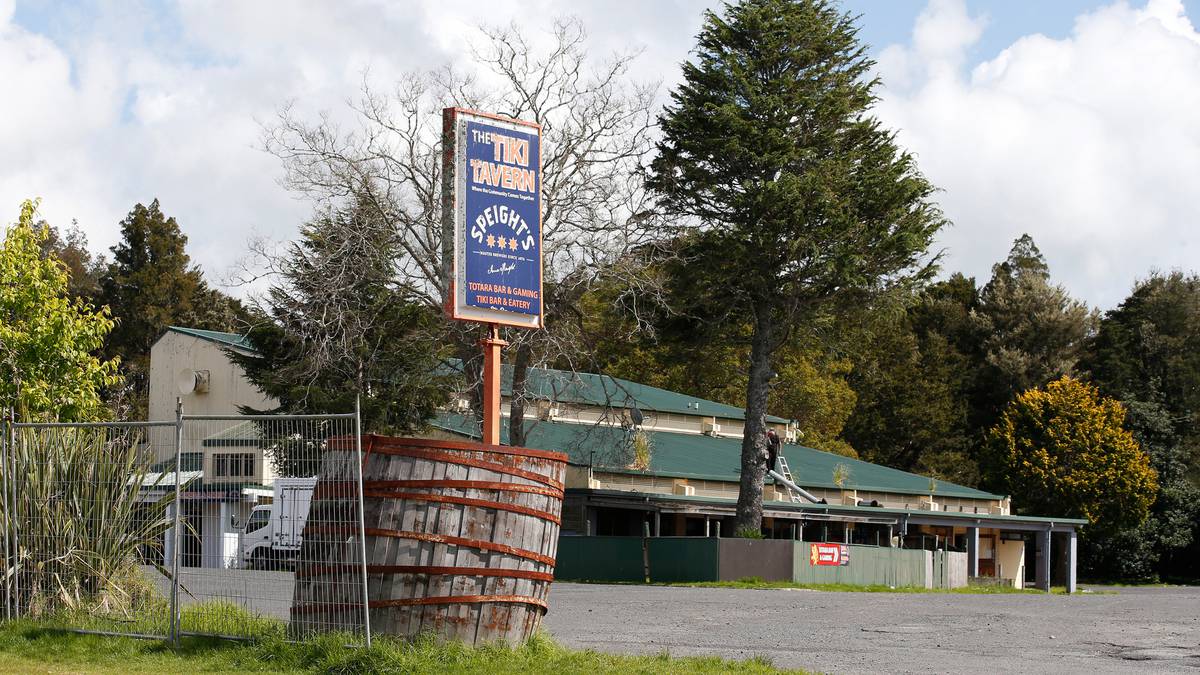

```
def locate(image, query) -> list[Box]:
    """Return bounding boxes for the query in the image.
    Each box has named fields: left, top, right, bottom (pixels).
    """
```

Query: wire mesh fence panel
left=2, top=421, right=179, bottom=638
left=174, top=414, right=367, bottom=642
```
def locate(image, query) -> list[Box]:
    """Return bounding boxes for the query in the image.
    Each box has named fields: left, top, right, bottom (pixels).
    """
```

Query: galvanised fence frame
left=0, top=401, right=370, bottom=647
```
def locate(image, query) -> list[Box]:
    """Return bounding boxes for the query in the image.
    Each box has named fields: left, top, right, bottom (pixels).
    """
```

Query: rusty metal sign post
left=442, top=107, right=544, bottom=441
left=480, top=325, right=508, bottom=444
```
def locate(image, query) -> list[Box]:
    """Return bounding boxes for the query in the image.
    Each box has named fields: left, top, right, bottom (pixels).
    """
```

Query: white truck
left=236, top=477, right=317, bottom=570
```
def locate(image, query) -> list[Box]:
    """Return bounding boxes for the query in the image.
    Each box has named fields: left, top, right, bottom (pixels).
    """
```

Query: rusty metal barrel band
left=292, top=594, right=548, bottom=616
left=364, top=479, right=564, bottom=499
left=304, top=526, right=557, bottom=566
left=365, top=445, right=564, bottom=490
left=366, top=435, right=569, bottom=463
left=365, top=528, right=558, bottom=566
left=295, top=564, right=554, bottom=582
left=361, top=490, right=561, bottom=524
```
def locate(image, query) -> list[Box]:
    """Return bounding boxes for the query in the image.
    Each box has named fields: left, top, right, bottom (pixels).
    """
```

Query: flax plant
left=3, top=425, right=177, bottom=618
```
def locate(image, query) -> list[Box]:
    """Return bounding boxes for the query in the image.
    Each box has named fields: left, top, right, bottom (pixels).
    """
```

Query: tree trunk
left=735, top=307, right=774, bottom=535
left=508, top=339, right=532, bottom=447
left=452, top=328, right=485, bottom=430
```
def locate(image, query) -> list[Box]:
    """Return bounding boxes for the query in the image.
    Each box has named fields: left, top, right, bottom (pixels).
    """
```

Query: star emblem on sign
left=508, top=238, right=518, bottom=250
left=486, top=234, right=496, bottom=248
left=497, top=236, right=508, bottom=249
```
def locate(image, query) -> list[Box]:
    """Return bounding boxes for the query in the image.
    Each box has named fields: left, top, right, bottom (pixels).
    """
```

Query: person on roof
left=764, top=429, right=781, bottom=475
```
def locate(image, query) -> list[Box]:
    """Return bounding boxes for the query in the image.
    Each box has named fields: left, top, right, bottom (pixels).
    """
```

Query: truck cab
left=237, top=505, right=274, bottom=567
left=235, top=477, right=317, bottom=570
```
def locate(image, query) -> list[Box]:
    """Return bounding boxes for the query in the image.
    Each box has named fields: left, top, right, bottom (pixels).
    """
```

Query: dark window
left=245, top=509, right=270, bottom=534
left=213, top=453, right=256, bottom=478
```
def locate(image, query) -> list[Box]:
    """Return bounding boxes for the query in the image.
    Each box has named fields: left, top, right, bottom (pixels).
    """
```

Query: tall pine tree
left=972, top=234, right=1094, bottom=424
left=648, top=0, right=945, bottom=532
left=99, top=200, right=245, bottom=415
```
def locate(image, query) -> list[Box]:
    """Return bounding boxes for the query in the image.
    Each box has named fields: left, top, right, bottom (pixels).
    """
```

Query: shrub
left=4, top=426, right=177, bottom=619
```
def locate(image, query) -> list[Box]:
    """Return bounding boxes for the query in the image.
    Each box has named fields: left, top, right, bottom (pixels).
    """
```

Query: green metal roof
left=168, top=325, right=780, bottom=424
left=166, top=326, right=256, bottom=352
left=201, top=421, right=262, bottom=447
left=443, top=360, right=788, bottom=424
left=430, top=413, right=1002, bottom=500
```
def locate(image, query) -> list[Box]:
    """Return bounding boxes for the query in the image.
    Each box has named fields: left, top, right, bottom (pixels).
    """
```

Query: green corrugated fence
left=793, top=543, right=930, bottom=588
left=554, top=536, right=646, bottom=582
left=556, top=536, right=967, bottom=589
left=647, top=537, right=720, bottom=582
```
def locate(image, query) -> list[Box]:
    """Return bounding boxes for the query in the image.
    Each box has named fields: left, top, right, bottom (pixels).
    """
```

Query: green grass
left=21, top=598, right=288, bottom=641
left=0, top=619, right=801, bottom=674
left=1080, top=579, right=1200, bottom=587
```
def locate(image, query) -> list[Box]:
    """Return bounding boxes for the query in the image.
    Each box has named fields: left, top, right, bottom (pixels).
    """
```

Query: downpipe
left=768, top=469, right=824, bottom=504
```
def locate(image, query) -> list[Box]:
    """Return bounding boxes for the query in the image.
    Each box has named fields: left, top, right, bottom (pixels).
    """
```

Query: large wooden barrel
left=290, top=435, right=567, bottom=645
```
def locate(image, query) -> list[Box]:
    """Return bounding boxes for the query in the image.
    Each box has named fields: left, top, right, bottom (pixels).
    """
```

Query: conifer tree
left=648, top=0, right=945, bottom=532
left=99, top=200, right=245, bottom=414
left=230, top=200, right=449, bottom=436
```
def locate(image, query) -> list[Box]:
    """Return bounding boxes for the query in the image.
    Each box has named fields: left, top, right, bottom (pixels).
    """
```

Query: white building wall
left=148, top=330, right=278, bottom=463
left=996, top=538, right=1027, bottom=588
left=148, top=331, right=277, bottom=422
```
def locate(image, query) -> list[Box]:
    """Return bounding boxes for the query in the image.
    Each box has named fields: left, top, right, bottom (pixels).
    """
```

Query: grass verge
left=0, top=619, right=802, bottom=674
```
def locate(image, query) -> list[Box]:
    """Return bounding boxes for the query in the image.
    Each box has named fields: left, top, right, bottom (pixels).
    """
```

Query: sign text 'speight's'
left=470, top=204, right=536, bottom=251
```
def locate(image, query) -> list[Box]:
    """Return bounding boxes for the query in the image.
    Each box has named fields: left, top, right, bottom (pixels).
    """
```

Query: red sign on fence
left=810, top=543, right=850, bottom=566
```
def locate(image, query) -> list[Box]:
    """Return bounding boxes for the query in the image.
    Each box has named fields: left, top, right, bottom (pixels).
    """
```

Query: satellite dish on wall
left=176, top=369, right=211, bottom=395
left=176, top=369, right=196, bottom=395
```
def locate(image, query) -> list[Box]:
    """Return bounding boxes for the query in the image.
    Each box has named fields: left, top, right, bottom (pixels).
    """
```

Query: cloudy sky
left=3, top=0, right=1198, bottom=310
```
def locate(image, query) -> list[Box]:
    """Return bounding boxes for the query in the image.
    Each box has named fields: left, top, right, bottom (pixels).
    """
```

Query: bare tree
left=257, top=18, right=669, bottom=444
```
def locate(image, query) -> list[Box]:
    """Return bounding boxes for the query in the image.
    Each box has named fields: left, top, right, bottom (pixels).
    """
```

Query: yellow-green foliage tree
left=0, top=200, right=120, bottom=420
left=988, top=376, right=1157, bottom=531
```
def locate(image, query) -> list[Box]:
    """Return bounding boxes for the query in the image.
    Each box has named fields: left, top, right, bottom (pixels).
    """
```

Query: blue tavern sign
left=442, top=108, right=543, bottom=329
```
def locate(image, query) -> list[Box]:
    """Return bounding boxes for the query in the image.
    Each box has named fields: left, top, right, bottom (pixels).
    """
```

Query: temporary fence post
left=1, top=408, right=10, bottom=621
left=6, top=408, right=16, bottom=619
left=170, top=398, right=184, bottom=645
left=354, top=397, right=372, bottom=648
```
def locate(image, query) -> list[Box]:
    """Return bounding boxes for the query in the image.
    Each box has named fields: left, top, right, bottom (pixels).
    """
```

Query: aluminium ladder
left=775, top=456, right=804, bottom=503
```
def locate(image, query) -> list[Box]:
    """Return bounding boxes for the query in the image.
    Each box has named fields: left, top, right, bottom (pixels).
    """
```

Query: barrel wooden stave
left=290, top=436, right=565, bottom=644
left=364, top=439, right=562, bottom=643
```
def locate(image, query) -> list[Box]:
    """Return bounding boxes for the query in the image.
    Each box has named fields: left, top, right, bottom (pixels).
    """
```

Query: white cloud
left=875, top=0, right=1200, bottom=309
left=0, top=0, right=707, bottom=296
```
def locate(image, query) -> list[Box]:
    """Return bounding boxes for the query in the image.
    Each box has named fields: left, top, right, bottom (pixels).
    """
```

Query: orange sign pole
left=481, top=323, right=508, bottom=445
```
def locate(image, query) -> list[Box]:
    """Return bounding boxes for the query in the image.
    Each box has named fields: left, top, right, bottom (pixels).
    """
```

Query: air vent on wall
left=176, top=369, right=210, bottom=395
